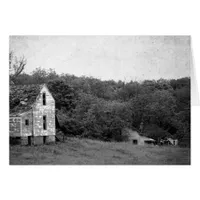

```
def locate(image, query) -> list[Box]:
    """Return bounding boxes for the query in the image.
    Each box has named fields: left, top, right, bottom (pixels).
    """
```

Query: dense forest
left=10, top=67, right=190, bottom=147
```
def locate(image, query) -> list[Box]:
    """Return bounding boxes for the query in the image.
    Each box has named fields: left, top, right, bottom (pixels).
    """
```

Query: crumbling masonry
left=9, top=84, right=55, bottom=145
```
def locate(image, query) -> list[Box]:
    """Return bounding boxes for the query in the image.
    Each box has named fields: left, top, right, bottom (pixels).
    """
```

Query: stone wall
left=33, top=85, right=55, bottom=137
left=21, top=111, right=33, bottom=137
left=9, top=117, right=21, bottom=137
left=10, top=85, right=56, bottom=145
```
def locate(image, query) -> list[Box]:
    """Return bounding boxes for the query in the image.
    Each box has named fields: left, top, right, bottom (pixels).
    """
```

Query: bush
left=47, top=79, right=77, bottom=111
left=79, top=100, right=132, bottom=141
left=143, top=124, right=172, bottom=140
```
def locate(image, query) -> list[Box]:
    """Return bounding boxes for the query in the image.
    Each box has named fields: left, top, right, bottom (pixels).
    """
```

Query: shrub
left=80, top=100, right=132, bottom=141
left=143, top=124, right=172, bottom=140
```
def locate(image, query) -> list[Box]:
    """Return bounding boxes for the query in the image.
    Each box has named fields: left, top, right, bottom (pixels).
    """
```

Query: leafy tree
left=156, top=79, right=173, bottom=90
left=81, top=100, right=132, bottom=141
left=47, top=79, right=77, bottom=111
left=143, top=124, right=172, bottom=141
left=10, top=65, right=190, bottom=144
left=116, top=81, right=140, bottom=101
left=130, top=90, right=176, bottom=135
left=147, top=90, right=176, bottom=126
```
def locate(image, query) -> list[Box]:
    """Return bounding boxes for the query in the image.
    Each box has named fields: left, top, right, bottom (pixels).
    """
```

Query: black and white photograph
left=2, top=1, right=200, bottom=200
left=9, top=36, right=191, bottom=165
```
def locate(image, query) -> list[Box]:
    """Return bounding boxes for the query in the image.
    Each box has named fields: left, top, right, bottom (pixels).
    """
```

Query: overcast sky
left=9, top=36, right=190, bottom=82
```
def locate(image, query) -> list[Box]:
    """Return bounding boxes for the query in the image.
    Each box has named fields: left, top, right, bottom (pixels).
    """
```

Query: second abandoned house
left=9, top=84, right=55, bottom=145
left=122, top=128, right=156, bottom=145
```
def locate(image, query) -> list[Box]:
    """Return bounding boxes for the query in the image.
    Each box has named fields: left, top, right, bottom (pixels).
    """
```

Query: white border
left=1, top=1, right=200, bottom=200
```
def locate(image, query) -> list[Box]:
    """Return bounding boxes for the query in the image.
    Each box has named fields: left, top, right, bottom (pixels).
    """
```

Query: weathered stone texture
left=33, top=85, right=55, bottom=137
left=9, top=84, right=56, bottom=145
left=21, top=111, right=33, bottom=137
left=9, top=117, right=21, bottom=137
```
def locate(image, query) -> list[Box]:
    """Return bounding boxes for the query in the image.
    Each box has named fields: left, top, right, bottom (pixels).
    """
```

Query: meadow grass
left=10, top=137, right=190, bottom=165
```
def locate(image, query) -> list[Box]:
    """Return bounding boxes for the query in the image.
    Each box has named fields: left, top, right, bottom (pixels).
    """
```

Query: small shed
left=166, top=138, right=178, bottom=146
left=123, top=128, right=156, bottom=145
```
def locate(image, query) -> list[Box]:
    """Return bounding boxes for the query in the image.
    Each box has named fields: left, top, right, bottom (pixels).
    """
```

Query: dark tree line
left=11, top=67, right=190, bottom=146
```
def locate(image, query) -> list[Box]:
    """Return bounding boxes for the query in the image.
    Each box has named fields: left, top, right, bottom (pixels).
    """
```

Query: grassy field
left=9, top=137, right=190, bottom=165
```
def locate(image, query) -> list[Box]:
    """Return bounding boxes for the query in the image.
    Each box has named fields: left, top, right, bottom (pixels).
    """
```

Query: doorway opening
left=28, top=136, right=32, bottom=145
left=43, top=136, right=47, bottom=144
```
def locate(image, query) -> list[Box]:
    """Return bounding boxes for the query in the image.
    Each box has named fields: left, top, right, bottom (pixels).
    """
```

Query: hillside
left=11, top=68, right=190, bottom=145
left=10, top=138, right=190, bottom=165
